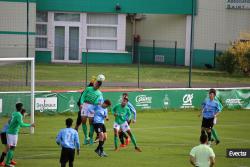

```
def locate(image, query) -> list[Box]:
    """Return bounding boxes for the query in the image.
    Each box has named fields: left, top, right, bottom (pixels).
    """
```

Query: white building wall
left=135, top=14, right=186, bottom=48
left=129, top=0, right=250, bottom=51
left=0, top=1, right=36, bottom=58
left=194, top=0, right=250, bottom=50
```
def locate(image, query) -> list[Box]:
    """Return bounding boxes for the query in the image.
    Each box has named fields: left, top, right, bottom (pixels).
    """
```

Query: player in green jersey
left=112, top=97, right=141, bottom=152
left=79, top=81, right=103, bottom=145
left=5, top=103, right=35, bottom=167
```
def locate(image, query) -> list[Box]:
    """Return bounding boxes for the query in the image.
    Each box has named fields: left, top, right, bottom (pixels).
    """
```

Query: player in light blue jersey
left=119, top=93, right=137, bottom=147
left=93, top=100, right=111, bottom=157
left=199, top=89, right=221, bottom=142
left=56, top=118, right=80, bottom=167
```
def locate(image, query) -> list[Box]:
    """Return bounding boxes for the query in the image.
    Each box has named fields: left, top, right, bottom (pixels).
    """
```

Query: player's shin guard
left=5, top=149, right=14, bottom=165
left=114, top=136, right=118, bottom=149
left=89, top=124, right=94, bottom=139
left=0, top=152, right=6, bottom=162
left=130, top=133, right=137, bottom=147
left=211, top=128, right=219, bottom=141
left=82, top=124, right=88, bottom=138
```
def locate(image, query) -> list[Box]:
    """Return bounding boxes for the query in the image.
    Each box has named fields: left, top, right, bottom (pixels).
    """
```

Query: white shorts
left=113, top=122, right=130, bottom=132
left=7, top=134, right=18, bottom=147
left=213, top=117, right=217, bottom=125
left=81, top=103, right=95, bottom=118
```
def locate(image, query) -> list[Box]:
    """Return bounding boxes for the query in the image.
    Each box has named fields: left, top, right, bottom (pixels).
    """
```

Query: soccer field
left=1, top=109, right=250, bottom=167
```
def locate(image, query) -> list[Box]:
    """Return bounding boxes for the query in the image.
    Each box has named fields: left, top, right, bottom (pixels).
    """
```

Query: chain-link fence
left=1, top=0, right=250, bottom=90
left=213, top=42, right=232, bottom=68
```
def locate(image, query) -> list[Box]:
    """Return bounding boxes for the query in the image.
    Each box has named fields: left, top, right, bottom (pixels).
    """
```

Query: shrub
left=217, top=41, right=250, bottom=75
left=216, top=51, right=237, bottom=74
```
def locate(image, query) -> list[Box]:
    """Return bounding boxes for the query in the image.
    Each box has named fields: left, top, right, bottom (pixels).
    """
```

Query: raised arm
left=128, top=102, right=137, bottom=121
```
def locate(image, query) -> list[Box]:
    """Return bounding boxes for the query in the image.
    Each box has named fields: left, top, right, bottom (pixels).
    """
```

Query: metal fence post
left=188, top=0, right=195, bottom=88
left=174, top=41, right=177, bottom=66
left=213, top=43, right=217, bottom=68
left=137, top=43, right=140, bottom=88
left=153, top=40, right=155, bottom=64
left=85, top=49, right=88, bottom=87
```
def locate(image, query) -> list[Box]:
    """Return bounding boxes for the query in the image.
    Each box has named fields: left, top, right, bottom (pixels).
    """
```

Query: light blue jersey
left=202, top=99, right=220, bottom=119
left=56, top=128, right=80, bottom=150
left=127, top=101, right=137, bottom=121
left=1, top=123, right=9, bottom=133
left=93, top=105, right=108, bottom=124
left=99, top=95, right=104, bottom=104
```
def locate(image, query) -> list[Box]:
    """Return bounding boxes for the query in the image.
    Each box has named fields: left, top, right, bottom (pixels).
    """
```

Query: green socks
left=114, top=136, right=118, bottom=148
left=82, top=124, right=88, bottom=138
left=211, top=128, right=219, bottom=141
left=5, top=149, right=14, bottom=165
left=130, top=133, right=137, bottom=147
left=89, top=124, right=94, bottom=139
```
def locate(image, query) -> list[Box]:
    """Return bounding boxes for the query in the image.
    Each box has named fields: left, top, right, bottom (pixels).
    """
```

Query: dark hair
left=96, top=81, right=102, bottom=87
left=200, top=134, right=208, bottom=144
left=16, top=103, right=23, bottom=111
left=88, top=82, right=94, bottom=87
left=104, top=99, right=112, bottom=106
left=122, top=93, right=128, bottom=97
left=66, top=118, right=73, bottom=127
left=21, top=109, right=26, bottom=116
left=123, top=97, right=129, bottom=102
left=209, top=88, right=216, bottom=95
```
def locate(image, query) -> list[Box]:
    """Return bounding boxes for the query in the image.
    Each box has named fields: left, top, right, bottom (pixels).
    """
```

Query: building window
left=86, top=14, right=118, bottom=50
left=54, top=13, right=80, bottom=22
left=36, top=12, right=48, bottom=49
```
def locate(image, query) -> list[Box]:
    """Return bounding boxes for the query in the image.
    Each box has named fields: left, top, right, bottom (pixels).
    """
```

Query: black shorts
left=94, top=123, right=106, bottom=134
left=0, top=132, right=7, bottom=145
left=76, top=110, right=82, bottom=126
left=60, top=147, right=75, bottom=164
left=201, top=117, right=214, bottom=129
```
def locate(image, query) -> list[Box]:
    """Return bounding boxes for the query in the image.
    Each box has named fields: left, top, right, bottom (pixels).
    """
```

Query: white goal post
left=0, top=57, right=35, bottom=134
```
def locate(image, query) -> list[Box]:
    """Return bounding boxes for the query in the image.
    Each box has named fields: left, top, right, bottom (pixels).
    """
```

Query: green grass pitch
left=1, top=109, right=250, bottom=167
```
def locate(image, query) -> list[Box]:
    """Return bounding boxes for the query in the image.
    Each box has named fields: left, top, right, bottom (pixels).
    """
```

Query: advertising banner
left=35, top=97, right=57, bottom=112
left=0, top=88, right=249, bottom=116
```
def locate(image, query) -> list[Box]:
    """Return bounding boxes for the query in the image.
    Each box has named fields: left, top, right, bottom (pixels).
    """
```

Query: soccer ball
left=97, top=74, right=105, bottom=81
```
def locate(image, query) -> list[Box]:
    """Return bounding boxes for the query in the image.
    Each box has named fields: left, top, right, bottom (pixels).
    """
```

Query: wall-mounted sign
left=226, top=0, right=250, bottom=9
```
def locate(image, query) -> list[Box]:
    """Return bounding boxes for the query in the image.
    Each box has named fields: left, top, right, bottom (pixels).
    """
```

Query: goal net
left=0, top=58, right=35, bottom=134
